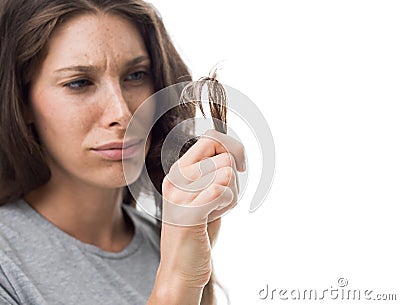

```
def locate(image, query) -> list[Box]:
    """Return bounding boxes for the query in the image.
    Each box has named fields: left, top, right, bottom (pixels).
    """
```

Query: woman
left=0, top=0, right=245, bottom=304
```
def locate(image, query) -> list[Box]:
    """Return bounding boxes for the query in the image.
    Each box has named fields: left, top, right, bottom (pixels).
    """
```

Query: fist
left=162, top=129, right=246, bottom=226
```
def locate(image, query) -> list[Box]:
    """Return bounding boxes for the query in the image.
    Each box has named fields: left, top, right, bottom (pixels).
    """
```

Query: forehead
left=42, top=13, right=148, bottom=70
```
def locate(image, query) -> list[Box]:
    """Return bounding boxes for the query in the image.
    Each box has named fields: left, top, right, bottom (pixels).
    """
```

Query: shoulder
left=0, top=199, right=53, bottom=258
left=0, top=201, right=27, bottom=246
left=0, top=200, right=25, bottom=222
left=0, top=201, right=27, bottom=304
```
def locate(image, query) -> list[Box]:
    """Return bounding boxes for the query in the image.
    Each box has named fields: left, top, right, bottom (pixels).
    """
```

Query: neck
left=24, top=175, right=134, bottom=253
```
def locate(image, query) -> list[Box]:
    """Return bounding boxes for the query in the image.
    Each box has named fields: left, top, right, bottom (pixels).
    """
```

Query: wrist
left=148, top=266, right=204, bottom=305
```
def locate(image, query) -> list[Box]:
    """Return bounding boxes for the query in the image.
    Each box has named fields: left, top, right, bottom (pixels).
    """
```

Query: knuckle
left=220, top=152, right=234, bottom=167
left=162, top=175, right=174, bottom=192
left=167, top=164, right=192, bottom=184
left=169, top=161, right=180, bottom=175
left=170, top=160, right=178, bottom=170
left=168, top=191, right=183, bottom=205
left=208, top=183, right=223, bottom=199
left=162, top=178, right=179, bottom=201
left=163, top=184, right=185, bottom=205
left=184, top=167, right=200, bottom=181
left=219, top=166, right=235, bottom=186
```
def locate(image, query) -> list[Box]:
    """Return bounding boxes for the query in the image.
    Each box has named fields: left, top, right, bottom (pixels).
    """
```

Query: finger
left=177, top=152, right=237, bottom=183
left=164, top=164, right=239, bottom=210
left=178, top=129, right=246, bottom=172
left=207, top=198, right=238, bottom=223
left=192, top=184, right=235, bottom=211
left=207, top=172, right=239, bottom=221
left=185, top=166, right=238, bottom=194
left=161, top=185, right=234, bottom=226
left=162, top=176, right=198, bottom=205
left=167, top=151, right=237, bottom=190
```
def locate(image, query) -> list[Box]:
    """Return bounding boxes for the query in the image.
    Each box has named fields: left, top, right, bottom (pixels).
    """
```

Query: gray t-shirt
left=0, top=199, right=160, bottom=305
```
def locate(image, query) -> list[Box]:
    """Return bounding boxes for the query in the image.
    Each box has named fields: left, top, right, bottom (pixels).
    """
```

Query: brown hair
left=0, top=0, right=217, bottom=303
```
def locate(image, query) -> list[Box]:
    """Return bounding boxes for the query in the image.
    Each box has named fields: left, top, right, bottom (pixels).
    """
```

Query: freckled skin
left=28, top=14, right=154, bottom=189
left=22, top=12, right=244, bottom=304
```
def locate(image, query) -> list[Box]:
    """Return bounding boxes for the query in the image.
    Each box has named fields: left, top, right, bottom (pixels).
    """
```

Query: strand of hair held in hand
left=180, top=67, right=227, bottom=134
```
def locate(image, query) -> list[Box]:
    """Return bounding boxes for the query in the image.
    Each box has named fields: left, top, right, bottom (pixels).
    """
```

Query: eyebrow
left=53, top=55, right=151, bottom=74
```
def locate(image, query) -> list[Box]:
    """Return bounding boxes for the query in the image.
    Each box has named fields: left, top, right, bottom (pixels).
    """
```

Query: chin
left=122, top=159, right=145, bottom=185
left=84, top=164, right=142, bottom=189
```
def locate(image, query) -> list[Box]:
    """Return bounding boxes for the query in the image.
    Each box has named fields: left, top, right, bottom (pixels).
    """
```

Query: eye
left=126, top=71, right=147, bottom=82
left=64, top=79, right=93, bottom=90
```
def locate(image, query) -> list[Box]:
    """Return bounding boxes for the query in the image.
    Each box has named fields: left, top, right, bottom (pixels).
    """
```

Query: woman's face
left=28, top=13, right=154, bottom=189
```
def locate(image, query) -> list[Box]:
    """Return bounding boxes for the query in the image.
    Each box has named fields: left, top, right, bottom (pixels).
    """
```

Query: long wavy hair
left=0, top=0, right=216, bottom=303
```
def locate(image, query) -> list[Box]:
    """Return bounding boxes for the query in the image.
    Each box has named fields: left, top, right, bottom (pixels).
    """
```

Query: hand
left=153, top=129, right=246, bottom=302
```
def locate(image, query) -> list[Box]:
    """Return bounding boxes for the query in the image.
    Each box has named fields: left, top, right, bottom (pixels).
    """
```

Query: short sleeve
left=0, top=290, right=19, bottom=305
left=0, top=266, right=19, bottom=305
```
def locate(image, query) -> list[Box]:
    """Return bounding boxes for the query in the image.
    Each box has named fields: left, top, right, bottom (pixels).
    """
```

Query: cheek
left=30, top=92, right=93, bottom=159
left=125, top=102, right=155, bottom=145
left=35, top=109, right=82, bottom=142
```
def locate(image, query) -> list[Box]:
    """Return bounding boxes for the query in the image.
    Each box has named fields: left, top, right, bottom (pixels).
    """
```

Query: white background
left=148, top=1, right=400, bottom=304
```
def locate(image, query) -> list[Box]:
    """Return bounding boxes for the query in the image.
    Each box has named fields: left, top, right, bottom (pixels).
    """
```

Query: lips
left=91, top=139, right=144, bottom=160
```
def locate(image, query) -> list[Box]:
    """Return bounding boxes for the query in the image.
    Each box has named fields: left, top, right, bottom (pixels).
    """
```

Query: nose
left=101, top=81, right=133, bottom=129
